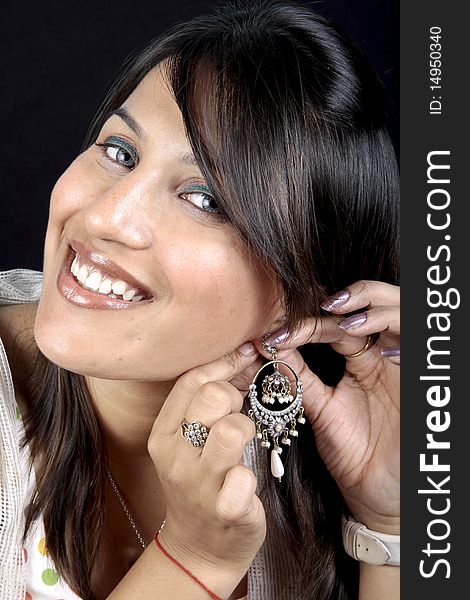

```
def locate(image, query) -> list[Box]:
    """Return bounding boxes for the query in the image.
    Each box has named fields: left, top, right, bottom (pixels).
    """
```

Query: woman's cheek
left=173, top=245, right=250, bottom=308
left=48, top=154, right=98, bottom=222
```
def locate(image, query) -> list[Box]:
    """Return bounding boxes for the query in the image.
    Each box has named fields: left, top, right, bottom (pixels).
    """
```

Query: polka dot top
left=18, top=408, right=82, bottom=600
left=23, top=531, right=81, bottom=600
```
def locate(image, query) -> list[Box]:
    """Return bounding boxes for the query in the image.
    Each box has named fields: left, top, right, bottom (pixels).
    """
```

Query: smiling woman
left=0, top=2, right=399, bottom=600
left=36, top=65, right=280, bottom=383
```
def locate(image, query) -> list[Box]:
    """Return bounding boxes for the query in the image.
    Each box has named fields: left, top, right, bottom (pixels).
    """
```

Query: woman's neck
left=86, top=376, right=175, bottom=467
left=87, top=376, right=173, bottom=549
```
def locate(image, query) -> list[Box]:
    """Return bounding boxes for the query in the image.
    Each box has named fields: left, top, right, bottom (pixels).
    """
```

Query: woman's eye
left=95, top=136, right=138, bottom=169
left=181, top=186, right=221, bottom=214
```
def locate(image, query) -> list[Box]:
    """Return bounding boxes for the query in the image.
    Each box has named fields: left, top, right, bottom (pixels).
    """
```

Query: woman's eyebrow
left=106, top=107, right=145, bottom=139
left=179, top=152, right=198, bottom=166
left=105, top=107, right=198, bottom=166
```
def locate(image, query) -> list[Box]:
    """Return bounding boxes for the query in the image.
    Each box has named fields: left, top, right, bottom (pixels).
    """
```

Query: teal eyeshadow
left=105, top=136, right=138, bottom=159
left=184, top=184, right=212, bottom=194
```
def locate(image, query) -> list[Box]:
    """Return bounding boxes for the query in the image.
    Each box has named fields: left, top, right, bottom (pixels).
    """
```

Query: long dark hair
left=23, top=2, right=399, bottom=598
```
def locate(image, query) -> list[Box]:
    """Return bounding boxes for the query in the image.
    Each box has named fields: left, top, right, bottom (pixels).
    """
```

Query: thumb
left=156, top=343, right=260, bottom=434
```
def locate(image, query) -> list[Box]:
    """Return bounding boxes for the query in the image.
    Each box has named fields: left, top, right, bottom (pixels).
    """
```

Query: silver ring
left=180, top=420, right=210, bottom=448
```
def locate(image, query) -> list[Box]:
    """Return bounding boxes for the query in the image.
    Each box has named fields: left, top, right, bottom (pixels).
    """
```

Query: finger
left=200, top=413, right=256, bottom=484
left=337, top=306, right=399, bottom=338
left=332, top=305, right=399, bottom=358
left=381, top=347, right=401, bottom=365
left=321, top=280, right=400, bottom=314
left=273, top=349, right=333, bottom=423
left=185, top=381, right=244, bottom=428
left=215, top=465, right=260, bottom=526
left=256, top=316, right=343, bottom=354
left=259, top=306, right=399, bottom=361
left=229, top=354, right=265, bottom=393
left=256, top=330, right=384, bottom=367
left=256, top=281, right=400, bottom=360
left=332, top=333, right=381, bottom=361
left=155, top=343, right=259, bottom=435
left=254, top=316, right=375, bottom=362
left=176, top=383, right=243, bottom=476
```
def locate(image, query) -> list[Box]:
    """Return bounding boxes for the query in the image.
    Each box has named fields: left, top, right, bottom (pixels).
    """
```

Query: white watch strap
left=342, top=515, right=400, bottom=566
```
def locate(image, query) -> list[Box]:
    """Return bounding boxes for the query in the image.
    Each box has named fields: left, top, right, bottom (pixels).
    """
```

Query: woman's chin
left=33, top=310, right=183, bottom=382
left=33, top=303, right=110, bottom=378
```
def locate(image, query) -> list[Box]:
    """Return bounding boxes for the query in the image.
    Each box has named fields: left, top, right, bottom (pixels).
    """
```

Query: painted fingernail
left=238, top=342, right=257, bottom=356
left=262, top=328, right=290, bottom=347
left=381, top=347, right=400, bottom=358
left=338, top=312, right=367, bottom=331
left=321, top=289, right=350, bottom=311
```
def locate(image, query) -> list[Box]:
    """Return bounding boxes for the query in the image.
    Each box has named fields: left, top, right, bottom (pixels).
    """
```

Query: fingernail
left=262, top=328, right=290, bottom=347
left=338, top=312, right=367, bottom=331
left=381, top=347, right=400, bottom=358
left=321, top=289, right=350, bottom=311
left=238, top=342, right=257, bottom=356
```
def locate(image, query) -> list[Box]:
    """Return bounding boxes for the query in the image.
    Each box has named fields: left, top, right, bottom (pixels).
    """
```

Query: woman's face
left=35, top=66, right=282, bottom=381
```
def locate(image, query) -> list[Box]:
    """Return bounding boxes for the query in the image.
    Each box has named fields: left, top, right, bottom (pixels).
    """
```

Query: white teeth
left=71, top=254, right=145, bottom=301
left=99, top=279, right=113, bottom=295
left=78, top=265, right=89, bottom=284
left=112, top=280, right=127, bottom=296
left=122, top=288, right=136, bottom=301
left=71, top=257, right=79, bottom=277
left=84, top=271, right=102, bottom=291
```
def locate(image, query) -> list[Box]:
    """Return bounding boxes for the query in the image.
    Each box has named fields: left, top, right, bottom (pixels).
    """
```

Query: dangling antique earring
left=248, top=342, right=305, bottom=481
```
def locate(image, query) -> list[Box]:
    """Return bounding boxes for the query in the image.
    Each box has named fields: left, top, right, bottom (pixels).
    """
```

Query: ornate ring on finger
left=180, top=419, right=210, bottom=448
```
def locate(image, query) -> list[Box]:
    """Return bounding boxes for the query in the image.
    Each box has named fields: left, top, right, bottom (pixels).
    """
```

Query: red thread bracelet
left=154, top=534, right=224, bottom=600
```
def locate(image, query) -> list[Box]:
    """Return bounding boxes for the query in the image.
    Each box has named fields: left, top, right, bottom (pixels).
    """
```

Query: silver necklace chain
left=105, top=465, right=166, bottom=550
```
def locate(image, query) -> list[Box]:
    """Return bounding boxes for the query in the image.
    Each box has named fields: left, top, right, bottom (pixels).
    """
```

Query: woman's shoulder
left=0, top=269, right=41, bottom=346
left=0, top=269, right=42, bottom=411
left=0, top=268, right=42, bottom=305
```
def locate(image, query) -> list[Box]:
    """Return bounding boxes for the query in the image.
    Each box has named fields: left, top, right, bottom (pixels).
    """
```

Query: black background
left=0, top=0, right=398, bottom=271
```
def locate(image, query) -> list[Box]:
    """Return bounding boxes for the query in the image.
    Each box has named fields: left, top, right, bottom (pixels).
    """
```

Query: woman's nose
left=84, top=178, right=153, bottom=249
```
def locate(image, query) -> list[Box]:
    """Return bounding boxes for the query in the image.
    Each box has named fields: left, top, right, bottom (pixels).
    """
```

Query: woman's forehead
left=122, top=65, right=179, bottom=119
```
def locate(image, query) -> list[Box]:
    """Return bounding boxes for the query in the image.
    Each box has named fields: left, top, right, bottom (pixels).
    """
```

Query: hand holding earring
left=256, top=280, right=400, bottom=535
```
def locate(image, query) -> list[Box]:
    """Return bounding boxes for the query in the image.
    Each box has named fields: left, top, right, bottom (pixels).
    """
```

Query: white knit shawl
left=0, top=269, right=42, bottom=600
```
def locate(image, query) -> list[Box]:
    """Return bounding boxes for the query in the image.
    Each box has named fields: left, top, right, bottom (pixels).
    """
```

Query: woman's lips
left=56, top=243, right=155, bottom=310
